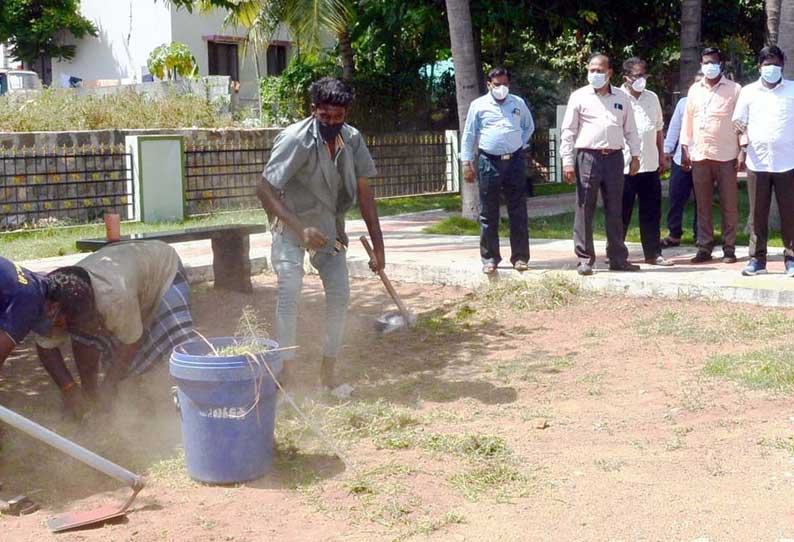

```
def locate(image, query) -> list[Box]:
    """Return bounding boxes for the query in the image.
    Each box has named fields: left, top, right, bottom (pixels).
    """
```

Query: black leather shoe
left=577, top=263, right=593, bottom=276
left=609, top=262, right=641, bottom=272
left=722, top=252, right=737, bottom=264
left=690, top=251, right=713, bottom=264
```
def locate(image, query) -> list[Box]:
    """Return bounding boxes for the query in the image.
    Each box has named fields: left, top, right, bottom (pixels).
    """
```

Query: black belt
left=580, top=148, right=620, bottom=156
left=479, top=149, right=521, bottom=161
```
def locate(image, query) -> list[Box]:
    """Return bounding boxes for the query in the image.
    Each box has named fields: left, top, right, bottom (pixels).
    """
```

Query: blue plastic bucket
left=169, top=337, right=282, bottom=484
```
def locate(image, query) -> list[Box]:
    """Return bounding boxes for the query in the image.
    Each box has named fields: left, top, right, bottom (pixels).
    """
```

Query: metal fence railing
left=183, top=132, right=457, bottom=216
left=0, top=144, right=134, bottom=230
left=184, top=143, right=268, bottom=215
left=0, top=129, right=559, bottom=229
left=366, top=133, right=454, bottom=198
left=528, top=129, right=557, bottom=183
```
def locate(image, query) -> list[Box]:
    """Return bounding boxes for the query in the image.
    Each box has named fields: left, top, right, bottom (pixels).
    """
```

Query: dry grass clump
left=0, top=87, right=230, bottom=132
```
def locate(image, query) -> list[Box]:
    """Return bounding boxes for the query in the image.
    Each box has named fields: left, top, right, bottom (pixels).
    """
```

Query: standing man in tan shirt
left=561, top=53, right=642, bottom=276
left=681, top=47, right=744, bottom=263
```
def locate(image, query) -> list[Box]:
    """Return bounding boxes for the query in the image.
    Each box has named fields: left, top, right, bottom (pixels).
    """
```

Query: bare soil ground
left=3, top=272, right=794, bottom=542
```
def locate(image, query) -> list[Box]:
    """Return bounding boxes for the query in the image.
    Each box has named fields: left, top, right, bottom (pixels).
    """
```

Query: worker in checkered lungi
left=34, top=240, right=194, bottom=417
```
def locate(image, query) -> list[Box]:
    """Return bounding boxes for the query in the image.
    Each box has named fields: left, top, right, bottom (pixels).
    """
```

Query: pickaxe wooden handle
left=359, top=236, right=411, bottom=322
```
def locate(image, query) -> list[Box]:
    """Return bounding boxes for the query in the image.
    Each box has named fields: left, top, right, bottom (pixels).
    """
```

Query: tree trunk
left=779, top=0, right=794, bottom=79
left=338, top=29, right=356, bottom=82
left=679, top=0, right=702, bottom=93
left=446, top=0, right=481, bottom=220
left=767, top=0, right=782, bottom=45
left=471, top=16, right=486, bottom=94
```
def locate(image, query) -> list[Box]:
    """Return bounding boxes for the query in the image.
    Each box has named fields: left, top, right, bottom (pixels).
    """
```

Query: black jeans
left=622, top=170, right=662, bottom=260
left=477, top=152, right=529, bottom=265
left=751, top=168, right=794, bottom=264
left=666, top=162, right=697, bottom=239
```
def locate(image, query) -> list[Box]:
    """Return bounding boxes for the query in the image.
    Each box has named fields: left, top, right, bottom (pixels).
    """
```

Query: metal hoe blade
left=0, top=404, right=145, bottom=533
left=47, top=486, right=143, bottom=532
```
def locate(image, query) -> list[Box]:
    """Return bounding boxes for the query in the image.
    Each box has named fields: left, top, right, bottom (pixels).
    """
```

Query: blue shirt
left=0, top=257, right=50, bottom=344
left=663, top=97, right=687, bottom=166
left=460, top=92, right=535, bottom=161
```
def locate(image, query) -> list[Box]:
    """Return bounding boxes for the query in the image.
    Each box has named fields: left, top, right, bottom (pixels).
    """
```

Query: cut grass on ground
left=479, top=273, right=585, bottom=311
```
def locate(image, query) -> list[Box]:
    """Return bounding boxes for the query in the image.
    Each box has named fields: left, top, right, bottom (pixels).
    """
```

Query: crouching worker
left=257, top=76, right=385, bottom=390
left=0, top=257, right=55, bottom=370
left=35, top=241, right=194, bottom=416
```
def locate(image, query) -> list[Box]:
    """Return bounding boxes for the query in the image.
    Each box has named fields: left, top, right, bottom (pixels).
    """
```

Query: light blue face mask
left=760, top=64, right=783, bottom=84
left=588, top=72, right=608, bottom=89
left=701, top=62, right=722, bottom=80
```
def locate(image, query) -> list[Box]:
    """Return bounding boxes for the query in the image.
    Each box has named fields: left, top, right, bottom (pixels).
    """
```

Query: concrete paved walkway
left=20, top=208, right=794, bottom=308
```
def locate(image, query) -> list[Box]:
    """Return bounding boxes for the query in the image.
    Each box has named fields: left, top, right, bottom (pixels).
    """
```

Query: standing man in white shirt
left=560, top=53, right=642, bottom=276
left=461, top=67, right=535, bottom=274
left=661, top=74, right=702, bottom=249
left=732, top=46, right=794, bottom=276
left=619, top=57, right=672, bottom=266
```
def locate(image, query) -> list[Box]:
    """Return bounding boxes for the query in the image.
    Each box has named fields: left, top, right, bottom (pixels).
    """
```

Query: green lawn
left=426, top=181, right=775, bottom=248
left=531, top=182, right=577, bottom=196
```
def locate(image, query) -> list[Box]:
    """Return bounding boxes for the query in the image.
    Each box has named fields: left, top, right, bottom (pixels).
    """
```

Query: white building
left=29, top=0, right=296, bottom=107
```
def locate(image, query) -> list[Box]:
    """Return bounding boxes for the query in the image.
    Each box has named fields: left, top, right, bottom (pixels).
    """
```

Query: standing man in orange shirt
left=681, top=47, right=744, bottom=263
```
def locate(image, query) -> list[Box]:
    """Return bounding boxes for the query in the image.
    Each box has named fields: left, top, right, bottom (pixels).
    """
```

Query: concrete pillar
left=126, top=135, right=185, bottom=223
left=552, top=105, right=567, bottom=183
left=445, top=130, right=460, bottom=192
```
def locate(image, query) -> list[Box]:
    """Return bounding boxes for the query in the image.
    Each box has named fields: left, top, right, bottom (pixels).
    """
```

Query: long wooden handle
left=359, top=236, right=411, bottom=319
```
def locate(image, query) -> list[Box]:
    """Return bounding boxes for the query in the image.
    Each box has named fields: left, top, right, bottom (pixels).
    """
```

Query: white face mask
left=490, top=84, right=509, bottom=100
left=760, top=64, right=783, bottom=84
left=701, top=63, right=722, bottom=80
left=588, top=72, right=608, bottom=89
left=630, top=77, right=647, bottom=92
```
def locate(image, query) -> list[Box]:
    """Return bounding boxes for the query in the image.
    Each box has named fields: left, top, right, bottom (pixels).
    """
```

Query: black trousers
left=622, top=171, right=662, bottom=260
left=477, top=151, right=529, bottom=265
left=573, top=150, right=628, bottom=266
left=666, top=162, right=697, bottom=239
left=751, top=168, right=794, bottom=263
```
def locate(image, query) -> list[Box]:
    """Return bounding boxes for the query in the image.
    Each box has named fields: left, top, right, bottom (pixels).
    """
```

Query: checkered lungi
left=73, top=265, right=194, bottom=377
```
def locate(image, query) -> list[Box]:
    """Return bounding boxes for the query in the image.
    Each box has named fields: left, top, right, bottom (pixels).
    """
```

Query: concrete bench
left=76, top=224, right=267, bottom=293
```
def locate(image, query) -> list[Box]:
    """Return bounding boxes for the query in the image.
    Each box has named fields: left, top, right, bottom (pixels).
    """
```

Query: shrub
left=0, top=87, right=232, bottom=131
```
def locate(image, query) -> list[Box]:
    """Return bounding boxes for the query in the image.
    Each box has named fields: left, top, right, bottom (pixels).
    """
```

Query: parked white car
left=0, top=69, right=43, bottom=96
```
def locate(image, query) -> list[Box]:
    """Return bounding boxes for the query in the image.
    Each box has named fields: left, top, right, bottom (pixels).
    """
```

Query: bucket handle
left=171, top=386, right=182, bottom=420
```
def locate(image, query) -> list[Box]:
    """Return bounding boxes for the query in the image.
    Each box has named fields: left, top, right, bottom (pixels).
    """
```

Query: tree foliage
left=177, top=0, right=767, bottom=126
left=147, top=42, right=199, bottom=81
left=0, top=0, right=97, bottom=63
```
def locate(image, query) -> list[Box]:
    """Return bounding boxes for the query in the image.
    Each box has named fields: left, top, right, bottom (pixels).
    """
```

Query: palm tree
left=779, top=0, right=794, bottom=78
left=445, top=0, right=481, bottom=220
left=767, top=0, right=782, bottom=45
left=679, top=0, right=702, bottom=92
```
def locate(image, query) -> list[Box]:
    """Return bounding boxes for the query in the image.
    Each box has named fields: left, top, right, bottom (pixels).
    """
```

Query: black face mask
left=319, top=121, right=343, bottom=142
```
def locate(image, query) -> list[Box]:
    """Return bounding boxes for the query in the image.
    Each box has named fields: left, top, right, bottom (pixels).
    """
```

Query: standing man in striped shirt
left=461, top=67, right=535, bottom=275
left=560, top=53, right=642, bottom=276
